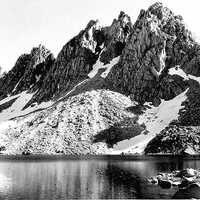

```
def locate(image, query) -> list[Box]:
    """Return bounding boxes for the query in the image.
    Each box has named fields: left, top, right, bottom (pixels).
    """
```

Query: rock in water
left=158, top=179, right=172, bottom=189
left=176, top=168, right=196, bottom=178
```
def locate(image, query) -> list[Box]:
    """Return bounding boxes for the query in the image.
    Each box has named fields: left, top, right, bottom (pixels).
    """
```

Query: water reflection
left=0, top=157, right=199, bottom=199
left=0, top=173, right=11, bottom=196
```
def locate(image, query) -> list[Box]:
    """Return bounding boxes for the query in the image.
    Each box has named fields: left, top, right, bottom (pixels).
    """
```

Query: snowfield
left=111, top=88, right=188, bottom=154
left=0, top=91, right=53, bottom=124
left=0, top=91, right=34, bottom=122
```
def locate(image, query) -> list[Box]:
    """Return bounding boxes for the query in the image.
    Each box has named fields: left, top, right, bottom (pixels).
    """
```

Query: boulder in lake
left=22, top=150, right=31, bottom=156
left=148, top=177, right=158, bottom=184
left=176, top=168, right=197, bottom=178
left=158, top=179, right=172, bottom=189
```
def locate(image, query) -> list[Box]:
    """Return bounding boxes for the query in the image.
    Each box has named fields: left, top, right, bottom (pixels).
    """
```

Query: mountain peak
left=85, top=19, right=101, bottom=31
left=148, top=2, right=173, bottom=18
left=110, top=11, right=131, bottom=28
left=30, top=44, right=51, bottom=67
left=117, top=11, right=131, bottom=26
left=106, top=1, right=196, bottom=105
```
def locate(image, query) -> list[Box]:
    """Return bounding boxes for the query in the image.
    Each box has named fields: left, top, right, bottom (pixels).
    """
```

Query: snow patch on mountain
left=88, top=56, right=120, bottom=78
left=0, top=94, right=20, bottom=106
left=111, top=88, right=188, bottom=154
left=35, top=75, right=41, bottom=82
left=138, top=88, right=188, bottom=135
left=0, top=91, right=53, bottom=123
left=12, top=78, right=23, bottom=93
left=57, top=79, right=89, bottom=101
left=0, top=92, right=33, bottom=122
left=158, top=42, right=166, bottom=75
left=169, top=66, right=189, bottom=80
left=169, top=65, right=200, bottom=84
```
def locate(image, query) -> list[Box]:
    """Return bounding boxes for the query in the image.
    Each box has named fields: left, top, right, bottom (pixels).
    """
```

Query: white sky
left=0, top=0, right=200, bottom=71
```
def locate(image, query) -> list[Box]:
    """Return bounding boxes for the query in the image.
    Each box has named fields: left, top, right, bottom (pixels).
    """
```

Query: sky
left=0, top=0, right=200, bottom=71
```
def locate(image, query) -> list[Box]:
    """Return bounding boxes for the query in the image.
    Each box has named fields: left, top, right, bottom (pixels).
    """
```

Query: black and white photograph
left=0, top=0, right=200, bottom=199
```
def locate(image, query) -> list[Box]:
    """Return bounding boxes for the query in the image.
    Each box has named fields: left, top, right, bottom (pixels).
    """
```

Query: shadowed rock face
left=32, top=28, right=99, bottom=103
left=27, top=20, right=105, bottom=104
left=32, top=13, right=133, bottom=104
left=100, top=11, right=133, bottom=64
left=106, top=2, right=196, bottom=104
left=13, top=45, right=53, bottom=94
left=0, top=54, right=31, bottom=100
left=0, top=45, right=53, bottom=100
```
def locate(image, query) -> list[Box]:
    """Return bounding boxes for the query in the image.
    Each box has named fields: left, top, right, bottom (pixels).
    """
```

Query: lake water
left=0, top=156, right=199, bottom=199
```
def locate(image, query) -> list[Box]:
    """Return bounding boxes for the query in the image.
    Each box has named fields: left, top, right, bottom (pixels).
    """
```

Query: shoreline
left=0, top=154, right=200, bottom=161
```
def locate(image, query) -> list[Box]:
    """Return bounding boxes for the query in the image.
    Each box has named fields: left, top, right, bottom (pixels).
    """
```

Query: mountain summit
left=0, top=2, right=200, bottom=155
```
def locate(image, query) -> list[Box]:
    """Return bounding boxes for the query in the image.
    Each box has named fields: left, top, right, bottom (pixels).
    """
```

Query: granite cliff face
left=106, top=2, right=195, bottom=105
left=0, top=2, right=200, bottom=155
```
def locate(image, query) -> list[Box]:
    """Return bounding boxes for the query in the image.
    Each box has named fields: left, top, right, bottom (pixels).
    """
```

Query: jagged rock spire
left=99, top=11, right=132, bottom=64
left=106, top=2, right=197, bottom=105
left=30, top=44, right=52, bottom=68
left=0, top=44, right=54, bottom=99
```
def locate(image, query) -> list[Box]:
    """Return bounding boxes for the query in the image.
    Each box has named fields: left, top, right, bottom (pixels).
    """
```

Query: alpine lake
left=0, top=155, right=199, bottom=199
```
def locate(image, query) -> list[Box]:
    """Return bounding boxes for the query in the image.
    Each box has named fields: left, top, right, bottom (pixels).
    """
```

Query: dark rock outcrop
left=148, top=169, right=200, bottom=199
left=145, top=125, right=200, bottom=154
